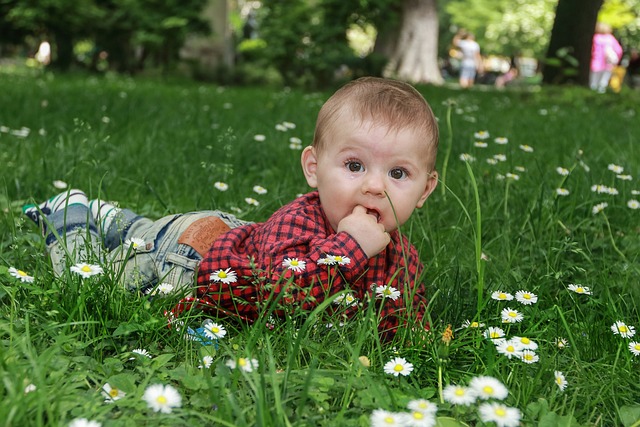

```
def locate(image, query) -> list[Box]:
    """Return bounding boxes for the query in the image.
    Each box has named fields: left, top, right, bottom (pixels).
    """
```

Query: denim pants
left=45, top=206, right=250, bottom=294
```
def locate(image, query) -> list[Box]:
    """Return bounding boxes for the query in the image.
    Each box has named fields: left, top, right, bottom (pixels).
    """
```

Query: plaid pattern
left=172, top=192, right=428, bottom=336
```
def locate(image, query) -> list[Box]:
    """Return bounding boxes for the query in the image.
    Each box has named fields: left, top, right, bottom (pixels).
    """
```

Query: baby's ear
left=301, top=146, right=319, bottom=188
left=416, top=171, right=438, bottom=208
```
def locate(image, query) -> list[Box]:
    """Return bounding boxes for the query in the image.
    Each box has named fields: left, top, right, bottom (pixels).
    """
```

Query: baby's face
left=302, top=117, right=437, bottom=233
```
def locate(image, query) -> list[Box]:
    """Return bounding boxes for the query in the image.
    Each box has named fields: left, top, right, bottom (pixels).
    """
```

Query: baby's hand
left=337, top=205, right=390, bottom=258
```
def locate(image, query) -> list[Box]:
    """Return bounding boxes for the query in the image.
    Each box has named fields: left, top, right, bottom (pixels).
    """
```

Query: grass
left=1, top=69, right=639, bottom=426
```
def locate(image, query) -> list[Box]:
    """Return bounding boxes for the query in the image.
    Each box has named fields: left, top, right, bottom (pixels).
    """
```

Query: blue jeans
left=45, top=206, right=250, bottom=293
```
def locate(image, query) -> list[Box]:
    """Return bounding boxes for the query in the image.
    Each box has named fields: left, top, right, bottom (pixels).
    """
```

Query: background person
left=590, top=22, right=623, bottom=93
left=453, top=30, right=483, bottom=88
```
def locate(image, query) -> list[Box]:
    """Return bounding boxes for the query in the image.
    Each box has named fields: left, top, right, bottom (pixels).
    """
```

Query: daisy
left=102, top=383, right=126, bottom=402
left=376, top=285, right=401, bottom=301
left=442, top=384, right=476, bottom=406
left=289, top=136, right=302, bottom=144
left=628, top=341, right=640, bottom=356
left=334, top=292, right=357, bottom=307
left=253, top=134, right=266, bottom=142
left=8, top=267, right=34, bottom=283
left=474, top=141, right=488, bottom=148
left=633, top=190, right=640, bottom=195
left=486, top=158, right=499, bottom=165
left=203, top=321, right=227, bottom=339
left=124, top=237, right=145, bottom=250
left=407, top=399, right=438, bottom=416
left=519, top=144, right=534, bottom=153
left=143, top=384, right=182, bottom=413
left=226, top=357, right=259, bottom=372
left=484, top=326, right=506, bottom=341
left=282, top=258, right=306, bottom=273
left=70, top=263, right=103, bottom=278
left=494, top=137, right=508, bottom=144
left=459, top=153, right=476, bottom=162
left=24, top=383, right=37, bottom=393
left=515, top=166, right=526, bottom=172
left=505, top=173, right=520, bottom=181
left=495, top=339, right=524, bottom=359
left=199, top=355, right=214, bottom=369
left=478, top=402, right=521, bottom=427
left=400, top=410, right=437, bottom=427
left=493, top=154, right=507, bottom=162
left=330, top=255, right=351, bottom=265
left=512, top=336, right=538, bottom=350
left=567, top=284, right=591, bottom=295
left=628, top=200, right=640, bottom=209
left=245, top=197, right=260, bottom=206
left=611, top=321, right=636, bottom=338
left=554, top=371, right=568, bottom=391
left=214, top=181, right=229, bottom=191
left=461, top=320, right=485, bottom=329
left=210, top=268, right=237, bottom=284
left=155, top=282, right=175, bottom=295
left=131, top=348, right=152, bottom=358
left=556, top=188, right=570, bottom=196
left=69, top=419, right=102, bottom=427
left=617, top=174, right=633, bottom=181
left=275, top=123, right=287, bottom=132
left=554, top=337, right=569, bottom=349
left=491, top=291, right=514, bottom=301
left=370, top=409, right=404, bottom=427
left=515, top=290, right=538, bottom=305
left=608, top=163, right=624, bottom=174
left=469, top=376, right=509, bottom=400
left=253, top=185, right=268, bottom=195
left=53, top=180, right=68, bottom=189
left=520, top=350, right=539, bottom=364
left=556, top=167, right=570, bottom=176
left=474, top=130, right=490, bottom=140
left=501, top=308, right=524, bottom=323
left=383, top=357, right=413, bottom=377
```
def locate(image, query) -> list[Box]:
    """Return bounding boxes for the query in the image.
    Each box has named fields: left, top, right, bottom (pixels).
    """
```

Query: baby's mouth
left=366, top=208, right=381, bottom=223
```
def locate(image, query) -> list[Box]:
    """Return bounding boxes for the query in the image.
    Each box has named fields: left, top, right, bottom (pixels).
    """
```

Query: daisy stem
left=437, top=362, right=444, bottom=404
left=503, top=180, right=510, bottom=218
left=602, top=213, right=627, bottom=262
left=439, top=100, right=454, bottom=199
left=463, top=161, right=485, bottom=316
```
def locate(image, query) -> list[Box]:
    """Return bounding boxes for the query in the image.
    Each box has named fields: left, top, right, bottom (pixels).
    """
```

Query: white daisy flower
left=289, top=136, right=302, bottom=144
left=442, top=384, right=476, bottom=406
left=214, top=181, right=229, bottom=191
left=611, top=321, right=636, bottom=338
left=461, top=320, right=485, bottom=329
left=484, top=326, right=506, bottom=342
left=131, top=348, right=152, bottom=358
left=253, top=134, right=266, bottom=142
left=245, top=197, right=260, bottom=206
left=474, top=131, right=490, bottom=140
left=556, top=188, right=570, bottom=196
left=567, top=284, right=591, bottom=295
left=53, top=180, right=68, bottom=189
left=370, top=409, right=404, bottom=427
left=554, top=337, right=569, bottom=349
left=494, top=137, right=508, bottom=145
left=469, top=376, right=509, bottom=400
left=252, top=185, right=268, bottom=195
left=616, top=174, right=632, bottom=181
left=102, top=383, right=126, bottom=402
left=333, top=292, right=357, bottom=307
left=511, top=336, right=538, bottom=350
left=282, top=258, right=306, bottom=273
left=520, top=350, right=539, bottom=364
left=69, top=418, right=102, bottom=427
left=491, top=291, right=514, bottom=301
left=519, top=144, right=533, bottom=153
left=486, top=158, right=499, bottom=165
left=143, top=384, right=182, bottom=413
left=383, top=357, right=414, bottom=377
left=203, top=321, right=227, bottom=339
left=501, top=308, right=524, bottom=323
left=592, top=202, right=608, bottom=215
left=155, top=282, right=175, bottom=295
left=24, top=383, right=37, bottom=393
left=633, top=190, right=640, bottom=195
left=554, top=371, right=568, bottom=391
left=70, top=263, right=104, bottom=278
left=628, top=200, right=639, bottom=209
left=375, top=285, right=401, bottom=301
left=493, top=154, right=507, bottom=162
left=199, top=355, right=214, bottom=369
left=556, top=167, right=570, bottom=176
left=226, top=357, right=259, bottom=372
left=399, top=410, right=437, bottom=427
left=8, top=267, right=34, bottom=283
left=505, top=173, right=520, bottom=181
left=608, top=164, right=624, bottom=174
left=474, top=141, right=488, bottom=148
left=282, top=121, right=296, bottom=129
left=515, top=290, right=538, bottom=305
left=210, top=268, right=237, bottom=284
left=275, top=123, right=287, bottom=132
left=495, top=339, right=524, bottom=359
left=407, top=399, right=438, bottom=416
left=124, top=237, right=145, bottom=250
left=515, top=166, right=526, bottom=172
left=478, top=402, right=521, bottom=427
left=459, top=153, right=476, bottom=162
left=628, top=341, right=640, bottom=356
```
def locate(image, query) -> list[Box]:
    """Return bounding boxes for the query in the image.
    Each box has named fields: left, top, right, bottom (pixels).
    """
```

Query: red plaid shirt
left=172, top=192, right=428, bottom=336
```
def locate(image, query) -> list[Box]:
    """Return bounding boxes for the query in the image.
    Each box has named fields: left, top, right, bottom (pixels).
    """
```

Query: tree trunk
left=542, top=0, right=603, bottom=86
left=380, top=0, right=443, bottom=85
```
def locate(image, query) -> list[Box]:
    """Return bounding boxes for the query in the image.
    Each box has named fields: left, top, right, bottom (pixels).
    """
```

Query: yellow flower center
left=483, top=386, right=494, bottom=395
left=218, top=271, right=227, bottom=279
left=81, top=266, right=91, bottom=272
left=576, top=287, right=584, bottom=293
left=634, top=344, right=640, bottom=350
left=384, top=417, right=394, bottom=424
left=384, top=289, right=391, bottom=296
left=156, top=395, right=167, bottom=404
left=418, top=402, right=427, bottom=409
left=18, top=270, right=28, bottom=276
left=212, top=327, right=219, bottom=333
left=498, top=293, right=506, bottom=299
left=508, top=312, right=517, bottom=318
left=524, top=354, right=533, bottom=361
left=393, top=364, right=403, bottom=372
left=335, top=257, right=343, bottom=262
left=238, top=358, right=247, bottom=367
left=412, top=412, right=424, bottom=420
left=506, top=345, right=515, bottom=352
left=521, top=338, right=530, bottom=344
left=619, top=325, right=628, bottom=333
left=556, top=377, right=563, bottom=384
left=109, top=388, right=120, bottom=397
left=523, top=294, right=531, bottom=299
left=470, top=321, right=479, bottom=328
left=490, top=332, right=500, bottom=338
left=290, top=260, right=298, bottom=266
left=495, top=408, right=506, bottom=417
left=455, top=388, right=465, bottom=396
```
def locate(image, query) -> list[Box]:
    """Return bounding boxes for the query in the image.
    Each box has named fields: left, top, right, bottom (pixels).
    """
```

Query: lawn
left=1, top=70, right=639, bottom=427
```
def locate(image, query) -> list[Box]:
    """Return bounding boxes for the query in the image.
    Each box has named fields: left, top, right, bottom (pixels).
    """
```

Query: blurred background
left=1, top=0, right=639, bottom=90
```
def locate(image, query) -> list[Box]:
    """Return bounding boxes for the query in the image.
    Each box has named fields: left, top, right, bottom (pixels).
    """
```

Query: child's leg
left=23, top=190, right=101, bottom=277
left=88, top=199, right=147, bottom=251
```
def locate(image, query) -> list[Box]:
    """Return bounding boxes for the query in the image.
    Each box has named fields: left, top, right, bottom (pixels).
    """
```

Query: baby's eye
left=389, top=168, right=408, bottom=180
left=346, top=161, right=364, bottom=172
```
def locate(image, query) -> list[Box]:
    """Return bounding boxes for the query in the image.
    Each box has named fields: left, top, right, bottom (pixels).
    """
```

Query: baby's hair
left=312, top=77, right=439, bottom=170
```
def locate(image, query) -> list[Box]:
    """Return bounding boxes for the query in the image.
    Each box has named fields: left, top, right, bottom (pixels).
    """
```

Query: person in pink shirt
left=590, top=22, right=623, bottom=93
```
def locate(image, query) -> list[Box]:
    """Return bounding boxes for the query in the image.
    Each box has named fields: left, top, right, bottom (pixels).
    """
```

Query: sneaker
left=23, top=189, right=88, bottom=225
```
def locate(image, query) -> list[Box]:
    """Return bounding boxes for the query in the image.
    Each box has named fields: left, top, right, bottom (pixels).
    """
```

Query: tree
left=542, top=0, right=604, bottom=85
left=378, top=0, right=443, bottom=84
